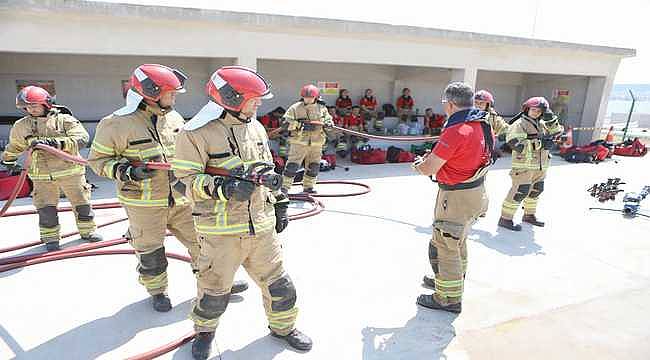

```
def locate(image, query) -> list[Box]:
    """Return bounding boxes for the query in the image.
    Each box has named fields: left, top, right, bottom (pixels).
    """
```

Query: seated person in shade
left=396, top=87, right=415, bottom=122
left=424, top=108, right=446, bottom=135
left=336, top=88, right=353, bottom=116
left=259, top=106, right=285, bottom=139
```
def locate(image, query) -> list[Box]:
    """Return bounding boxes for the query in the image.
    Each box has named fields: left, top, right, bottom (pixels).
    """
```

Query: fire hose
left=0, top=144, right=368, bottom=359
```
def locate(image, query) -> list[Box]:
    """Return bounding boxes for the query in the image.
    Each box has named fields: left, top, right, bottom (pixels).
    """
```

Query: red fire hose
left=0, top=145, right=369, bottom=358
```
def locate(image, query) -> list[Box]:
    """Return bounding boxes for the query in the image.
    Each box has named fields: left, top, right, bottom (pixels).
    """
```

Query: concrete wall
left=476, top=71, right=526, bottom=116
left=258, top=59, right=397, bottom=114
left=0, top=53, right=234, bottom=120
left=522, top=73, right=589, bottom=128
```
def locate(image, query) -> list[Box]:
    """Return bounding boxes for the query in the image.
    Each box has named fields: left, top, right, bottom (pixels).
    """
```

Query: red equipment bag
left=562, top=144, right=609, bottom=163
left=0, top=170, right=32, bottom=201
left=351, top=146, right=387, bottom=165
left=321, top=154, right=336, bottom=169
left=613, top=138, right=648, bottom=157
left=396, top=151, right=416, bottom=163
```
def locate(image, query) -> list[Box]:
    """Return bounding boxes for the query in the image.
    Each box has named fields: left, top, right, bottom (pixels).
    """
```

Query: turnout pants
left=282, top=143, right=322, bottom=192
left=500, top=169, right=546, bottom=220
left=429, top=185, right=487, bottom=306
left=32, top=174, right=95, bottom=244
left=190, top=230, right=298, bottom=335
left=124, top=204, right=200, bottom=295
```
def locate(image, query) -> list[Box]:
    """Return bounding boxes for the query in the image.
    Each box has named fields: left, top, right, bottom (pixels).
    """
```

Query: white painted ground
left=1, top=153, right=649, bottom=359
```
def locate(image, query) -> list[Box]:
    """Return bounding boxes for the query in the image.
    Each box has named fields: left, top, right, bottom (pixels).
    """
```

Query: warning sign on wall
left=318, top=81, right=340, bottom=96
left=16, top=80, right=56, bottom=95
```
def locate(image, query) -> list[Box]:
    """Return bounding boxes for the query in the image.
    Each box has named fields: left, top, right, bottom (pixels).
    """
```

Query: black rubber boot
left=191, top=331, right=215, bottom=360
left=416, top=294, right=462, bottom=314
left=422, top=275, right=436, bottom=289
left=270, top=328, right=313, bottom=351
left=231, top=280, right=249, bottom=294
left=81, top=232, right=103, bottom=242
left=152, top=294, right=172, bottom=312
left=498, top=217, right=522, bottom=231
left=522, top=214, right=545, bottom=227
left=45, top=241, right=60, bottom=251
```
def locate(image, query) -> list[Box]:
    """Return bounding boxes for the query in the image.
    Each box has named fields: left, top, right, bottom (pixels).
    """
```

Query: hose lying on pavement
left=0, top=144, right=371, bottom=358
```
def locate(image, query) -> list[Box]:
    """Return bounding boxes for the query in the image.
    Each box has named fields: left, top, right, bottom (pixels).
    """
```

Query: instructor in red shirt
left=413, top=82, right=493, bottom=314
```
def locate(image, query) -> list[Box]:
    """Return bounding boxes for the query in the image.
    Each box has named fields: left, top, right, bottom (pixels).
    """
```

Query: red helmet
left=206, top=66, right=272, bottom=112
left=522, top=97, right=549, bottom=112
left=16, top=86, right=54, bottom=109
left=474, top=90, right=494, bottom=105
left=300, top=84, right=320, bottom=98
left=130, top=64, right=187, bottom=102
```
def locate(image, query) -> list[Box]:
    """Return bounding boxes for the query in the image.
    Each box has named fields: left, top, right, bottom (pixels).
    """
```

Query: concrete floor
left=1, top=153, right=649, bottom=359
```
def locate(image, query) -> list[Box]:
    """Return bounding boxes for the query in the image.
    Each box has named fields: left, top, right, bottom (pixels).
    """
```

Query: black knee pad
left=305, top=162, right=320, bottom=177
left=283, top=162, right=300, bottom=177
left=268, top=275, right=297, bottom=312
left=194, top=293, right=231, bottom=319
left=37, top=206, right=59, bottom=228
left=428, top=242, right=439, bottom=274
left=138, top=247, right=168, bottom=276
left=513, top=184, right=531, bottom=202
left=75, top=204, right=95, bottom=222
left=528, top=181, right=545, bottom=198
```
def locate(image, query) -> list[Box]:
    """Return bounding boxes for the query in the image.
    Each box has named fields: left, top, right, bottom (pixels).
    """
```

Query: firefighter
left=88, top=64, right=248, bottom=312
left=280, top=84, right=334, bottom=194
left=1, top=86, right=102, bottom=251
left=474, top=90, right=509, bottom=138
left=172, top=66, right=312, bottom=359
left=498, top=97, right=563, bottom=231
left=414, top=82, right=492, bottom=314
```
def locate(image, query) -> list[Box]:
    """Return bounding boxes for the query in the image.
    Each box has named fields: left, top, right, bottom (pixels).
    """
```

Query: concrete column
left=578, top=76, right=613, bottom=145
left=450, top=67, right=477, bottom=88
left=236, top=55, right=258, bottom=71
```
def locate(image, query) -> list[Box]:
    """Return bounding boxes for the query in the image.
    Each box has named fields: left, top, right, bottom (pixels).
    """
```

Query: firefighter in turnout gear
left=2, top=86, right=102, bottom=251
left=172, top=66, right=312, bottom=360
left=88, top=64, right=247, bottom=312
left=474, top=90, right=509, bottom=138
left=280, top=84, right=334, bottom=194
left=498, top=97, right=564, bottom=231
left=414, top=82, right=493, bottom=314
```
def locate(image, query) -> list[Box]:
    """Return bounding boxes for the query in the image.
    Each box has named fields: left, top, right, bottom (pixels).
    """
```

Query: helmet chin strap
left=225, top=108, right=251, bottom=123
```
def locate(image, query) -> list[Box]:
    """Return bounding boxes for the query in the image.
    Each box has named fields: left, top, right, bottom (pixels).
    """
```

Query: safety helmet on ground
left=16, top=86, right=54, bottom=109
left=206, top=66, right=273, bottom=112
left=300, top=84, right=320, bottom=99
left=129, top=64, right=187, bottom=102
left=474, top=90, right=495, bottom=106
left=522, top=97, right=550, bottom=113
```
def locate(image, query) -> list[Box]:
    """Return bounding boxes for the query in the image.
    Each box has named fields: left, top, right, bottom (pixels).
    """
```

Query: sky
left=94, top=0, right=649, bottom=84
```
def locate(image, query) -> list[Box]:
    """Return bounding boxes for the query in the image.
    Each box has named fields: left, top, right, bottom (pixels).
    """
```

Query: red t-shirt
left=396, top=96, right=414, bottom=109
left=359, top=96, right=377, bottom=109
left=336, top=97, right=353, bottom=109
left=333, top=114, right=344, bottom=126
left=433, top=122, right=488, bottom=185
left=344, top=114, right=363, bottom=127
left=427, top=114, right=445, bottom=128
left=259, top=114, right=281, bottom=129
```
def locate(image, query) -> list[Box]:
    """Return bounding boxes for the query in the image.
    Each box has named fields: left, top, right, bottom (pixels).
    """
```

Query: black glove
left=1, top=160, right=21, bottom=173
left=218, top=177, right=255, bottom=201
left=274, top=201, right=289, bottom=233
left=117, top=164, right=156, bottom=182
left=30, top=138, right=62, bottom=149
left=542, top=137, right=555, bottom=150
left=511, top=141, right=525, bottom=153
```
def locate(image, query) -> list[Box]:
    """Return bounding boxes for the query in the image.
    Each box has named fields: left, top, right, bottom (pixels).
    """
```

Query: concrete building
left=0, top=0, right=636, bottom=144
